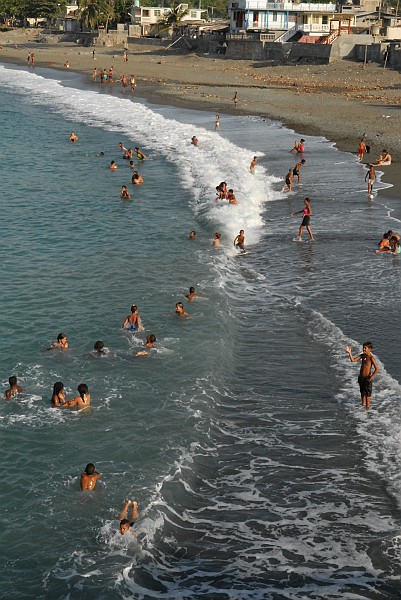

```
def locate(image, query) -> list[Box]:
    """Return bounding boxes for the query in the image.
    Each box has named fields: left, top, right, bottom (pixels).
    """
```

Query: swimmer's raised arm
left=345, top=346, right=362, bottom=362
left=119, top=499, right=131, bottom=521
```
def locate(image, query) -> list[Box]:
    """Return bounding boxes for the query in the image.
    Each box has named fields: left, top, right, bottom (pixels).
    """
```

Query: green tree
left=0, top=0, right=25, bottom=23
left=23, top=0, right=66, bottom=21
left=155, top=3, right=188, bottom=33
left=77, top=0, right=114, bottom=30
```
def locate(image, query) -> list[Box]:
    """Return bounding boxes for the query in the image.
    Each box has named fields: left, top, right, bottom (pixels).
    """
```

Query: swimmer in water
left=123, top=148, right=133, bottom=160
left=122, top=305, right=144, bottom=332
left=191, top=136, right=198, bottom=146
left=65, top=383, right=91, bottom=410
left=131, top=171, right=144, bottom=185
left=134, top=147, right=148, bottom=160
left=250, top=156, right=258, bottom=174
left=176, top=302, right=189, bottom=317
left=376, top=233, right=392, bottom=253
left=213, top=232, right=221, bottom=247
left=136, top=334, right=157, bottom=356
left=94, top=340, right=108, bottom=355
left=51, top=381, right=67, bottom=407
left=80, top=463, right=102, bottom=491
left=227, top=189, right=238, bottom=205
left=186, top=286, right=199, bottom=301
left=234, top=230, right=247, bottom=253
left=129, top=160, right=135, bottom=170
left=119, top=499, right=138, bottom=535
left=215, top=114, right=220, bottom=131
left=121, top=185, right=131, bottom=199
left=117, top=142, right=127, bottom=152
left=345, top=342, right=379, bottom=410
left=189, top=230, right=196, bottom=240
left=49, top=332, right=69, bottom=350
left=109, top=161, right=119, bottom=170
left=5, top=376, right=23, bottom=400
left=291, top=197, right=314, bottom=241
left=69, top=132, right=78, bottom=143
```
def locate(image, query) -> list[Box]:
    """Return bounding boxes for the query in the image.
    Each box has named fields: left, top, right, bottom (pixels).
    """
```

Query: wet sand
left=1, top=29, right=400, bottom=195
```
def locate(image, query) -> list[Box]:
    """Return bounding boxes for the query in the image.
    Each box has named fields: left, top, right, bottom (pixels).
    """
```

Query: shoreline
left=0, top=34, right=400, bottom=198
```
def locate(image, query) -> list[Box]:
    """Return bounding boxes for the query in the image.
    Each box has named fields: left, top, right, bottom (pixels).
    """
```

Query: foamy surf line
left=304, top=304, right=401, bottom=507
left=0, top=65, right=276, bottom=247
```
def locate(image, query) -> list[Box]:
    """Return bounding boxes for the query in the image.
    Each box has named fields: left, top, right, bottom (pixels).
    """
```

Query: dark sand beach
left=1, top=28, right=400, bottom=195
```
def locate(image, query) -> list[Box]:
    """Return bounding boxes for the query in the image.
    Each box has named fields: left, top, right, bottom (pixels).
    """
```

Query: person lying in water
left=119, top=499, right=138, bottom=535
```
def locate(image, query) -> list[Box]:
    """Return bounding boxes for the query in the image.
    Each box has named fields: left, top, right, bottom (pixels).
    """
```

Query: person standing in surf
left=291, top=198, right=314, bottom=241
left=345, top=342, right=379, bottom=410
left=365, top=165, right=376, bottom=197
left=234, top=230, right=247, bottom=253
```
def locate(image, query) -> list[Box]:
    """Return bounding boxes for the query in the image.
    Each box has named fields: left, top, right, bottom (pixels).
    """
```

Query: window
left=312, top=15, right=319, bottom=24
left=191, top=11, right=197, bottom=17
left=272, top=12, right=277, bottom=22
left=143, top=9, right=149, bottom=16
left=322, top=15, right=328, bottom=24
left=154, top=9, right=161, bottom=16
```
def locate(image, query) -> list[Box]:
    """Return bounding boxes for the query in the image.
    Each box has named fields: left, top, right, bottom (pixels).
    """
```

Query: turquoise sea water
left=1, top=64, right=401, bottom=599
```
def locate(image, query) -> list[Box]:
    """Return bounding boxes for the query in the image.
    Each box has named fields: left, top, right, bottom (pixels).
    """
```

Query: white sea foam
left=0, top=65, right=275, bottom=248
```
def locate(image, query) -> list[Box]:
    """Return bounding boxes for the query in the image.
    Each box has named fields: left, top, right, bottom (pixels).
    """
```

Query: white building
left=131, top=3, right=207, bottom=35
left=228, top=1, right=337, bottom=36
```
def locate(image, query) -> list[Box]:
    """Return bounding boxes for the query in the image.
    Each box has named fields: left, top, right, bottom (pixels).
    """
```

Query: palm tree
left=153, top=4, right=188, bottom=36
left=78, top=0, right=114, bottom=30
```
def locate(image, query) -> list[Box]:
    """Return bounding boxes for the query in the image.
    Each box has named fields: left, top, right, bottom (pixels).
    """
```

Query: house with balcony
left=228, top=1, right=337, bottom=39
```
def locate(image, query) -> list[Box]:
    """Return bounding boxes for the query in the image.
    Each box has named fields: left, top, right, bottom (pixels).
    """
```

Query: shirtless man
left=117, top=142, right=127, bottom=152
left=345, top=342, right=379, bottom=410
left=191, top=136, right=198, bottom=146
left=80, top=463, right=102, bottom=491
left=5, top=376, right=23, bottom=400
left=121, top=185, right=131, bottom=199
left=186, top=286, right=199, bottom=301
left=249, top=156, right=258, bottom=174
left=50, top=332, right=69, bottom=350
left=365, top=165, right=376, bottom=196
left=234, top=230, right=247, bottom=253
left=227, top=189, right=238, bottom=205
left=69, top=132, right=78, bottom=143
left=109, top=161, right=119, bottom=170
left=136, top=334, right=157, bottom=357
left=213, top=232, right=221, bottom=247
left=293, top=159, right=305, bottom=185
left=189, top=230, right=196, bottom=240
left=131, top=171, right=144, bottom=185
left=66, top=384, right=91, bottom=410
left=119, top=499, right=138, bottom=535
left=282, top=169, right=293, bottom=192
left=176, top=302, right=189, bottom=317
left=94, top=340, right=108, bottom=355
left=371, top=149, right=392, bottom=166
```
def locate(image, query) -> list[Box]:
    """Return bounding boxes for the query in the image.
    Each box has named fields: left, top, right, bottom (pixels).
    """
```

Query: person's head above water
left=85, top=463, right=96, bottom=475
left=9, top=376, right=17, bottom=386
left=147, top=334, right=156, bottom=344
left=119, top=518, right=132, bottom=535
left=53, top=381, right=64, bottom=396
left=189, top=230, right=196, bottom=238
left=130, top=304, right=138, bottom=313
left=94, top=340, right=105, bottom=352
left=57, top=332, right=67, bottom=342
left=78, top=383, right=88, bottom=398
left=189, top=287, right=195, bottom=294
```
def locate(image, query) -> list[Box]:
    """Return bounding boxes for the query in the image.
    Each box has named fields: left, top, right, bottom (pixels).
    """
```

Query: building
left=130, top=3, right=207, bottom=36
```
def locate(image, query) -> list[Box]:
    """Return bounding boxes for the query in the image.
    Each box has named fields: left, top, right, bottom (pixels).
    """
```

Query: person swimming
left=121, top=185, right=131, bottom=199
left=135, top=334, right=157, bottom=356
left=213, top=232, right=221, bottom=247
left=234, top=230, right=247, bottom=253
left=175, top=302, right=189, bottom=317
left=5, top=376, right=23, bottom=400
left=134, top=147, right=148, bottom=160
left=122, top=305, right=144, bottom=332
left=49, top=332, right=69, bottom=350
left=186, top=287, right=199, bottom=301
left=109, top=161, right=119, bottom=170
left=69, top=132, right=78, bottom=143
left=51, top=381, right=67, bottom=407
left=65, top=383, right=91, bottom=410
left=131, top=171, right=144, bottom=185
left=119, top=499, right=138, bottom=535
left=191, top=136, right=198, bottom=146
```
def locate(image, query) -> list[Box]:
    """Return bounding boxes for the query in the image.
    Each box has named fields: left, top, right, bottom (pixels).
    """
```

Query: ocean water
left=0, top=64, right=401, bottom=600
